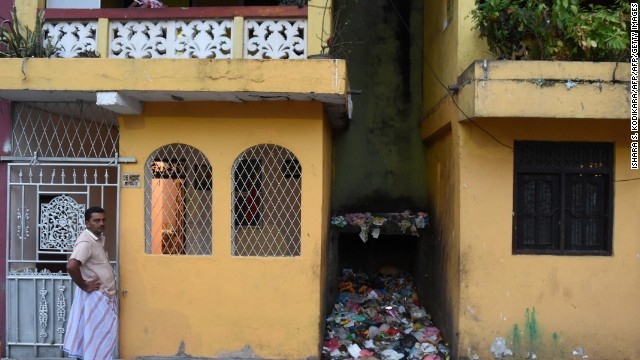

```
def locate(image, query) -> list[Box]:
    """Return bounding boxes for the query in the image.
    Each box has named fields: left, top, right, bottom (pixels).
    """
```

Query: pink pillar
left=0, top=100, right=10, bottom=356
left=1, top=3, right=15, bottom=354
left=0, top=0, right=12, bottom=23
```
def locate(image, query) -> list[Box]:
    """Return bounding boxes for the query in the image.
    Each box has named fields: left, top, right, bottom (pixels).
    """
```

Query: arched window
left=231, top=144, right=302, bottom=257
left=145, top=144, right=212, bottom=255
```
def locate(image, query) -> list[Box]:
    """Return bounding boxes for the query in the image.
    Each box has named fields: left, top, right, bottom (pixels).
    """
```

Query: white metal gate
left=5, top=163, right=120, bottom=358
left=3, top=102, right=126, bottom=358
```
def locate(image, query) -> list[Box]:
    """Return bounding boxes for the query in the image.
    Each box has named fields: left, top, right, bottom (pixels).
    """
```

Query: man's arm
left=67, top=258, right=101, bottom=293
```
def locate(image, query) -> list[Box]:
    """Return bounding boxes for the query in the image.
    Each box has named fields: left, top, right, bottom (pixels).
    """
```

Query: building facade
left=1, top=0, right=637, bottom=359
left=422, top=1, right=638, bottom=359
left=1, top=0, right=347, bottom=358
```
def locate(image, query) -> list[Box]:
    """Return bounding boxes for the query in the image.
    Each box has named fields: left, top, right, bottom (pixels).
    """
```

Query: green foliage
left=560, top=1, right=630, bottom=61
left=0, top=7, right=59, bottom=58
left=469, top=0, right=548, bottom=59
left=470, top=0, right=630, bottom=61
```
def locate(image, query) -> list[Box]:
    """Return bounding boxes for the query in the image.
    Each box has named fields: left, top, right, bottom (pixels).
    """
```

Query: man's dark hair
left=85, top=207, right=106, bottom=221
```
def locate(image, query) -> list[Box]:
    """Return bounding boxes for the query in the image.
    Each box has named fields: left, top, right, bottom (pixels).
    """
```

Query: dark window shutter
left=564, top=174, right=608, bottom=251
left=516, top=174, right=559, bottom=250
left=513, top=141, right=613, bottom=255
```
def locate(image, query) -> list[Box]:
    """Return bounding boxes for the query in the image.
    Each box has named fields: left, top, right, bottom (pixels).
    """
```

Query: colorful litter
left=323, top=271, right=449, bottom=360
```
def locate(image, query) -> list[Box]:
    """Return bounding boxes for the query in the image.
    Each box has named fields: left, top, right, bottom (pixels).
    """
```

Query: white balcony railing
left=42, top=7, right=308, bottom=59
left=108, top=19, right=234, bottom=58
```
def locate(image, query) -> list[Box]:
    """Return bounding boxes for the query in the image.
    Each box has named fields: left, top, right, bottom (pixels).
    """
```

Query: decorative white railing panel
left=244, top=19, right=306, bottom=59
left=110, top=20, right=168, bottom=58
left=109, top=19, right=232, bottom=58
left=39, top=195, right=85, bottom=253
left=43, top=22, right=98, bottom=58
left=175, top=20, right=233, bottom=58
left=44, top=17, right=308, bottom=59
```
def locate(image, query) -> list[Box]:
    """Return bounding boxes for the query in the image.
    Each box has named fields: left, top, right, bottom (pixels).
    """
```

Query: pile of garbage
left=322, top=271, right=449, bottom=360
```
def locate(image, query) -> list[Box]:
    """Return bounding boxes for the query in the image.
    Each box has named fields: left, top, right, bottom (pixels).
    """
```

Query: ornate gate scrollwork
left=39, top=195, right=85, bottom=252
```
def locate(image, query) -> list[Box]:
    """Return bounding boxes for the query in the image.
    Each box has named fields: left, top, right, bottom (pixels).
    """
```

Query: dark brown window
left=513, top=141, right=613, bottom=255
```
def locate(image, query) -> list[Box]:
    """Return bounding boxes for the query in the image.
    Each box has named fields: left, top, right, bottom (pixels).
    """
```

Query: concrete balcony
left=0, top=6, right=351, bottom=127
left=422, top=60, right=631, bottom=139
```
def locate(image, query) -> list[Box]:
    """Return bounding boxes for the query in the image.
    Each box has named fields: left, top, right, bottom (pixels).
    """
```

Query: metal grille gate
left=4, top=102, right=123, bottom=358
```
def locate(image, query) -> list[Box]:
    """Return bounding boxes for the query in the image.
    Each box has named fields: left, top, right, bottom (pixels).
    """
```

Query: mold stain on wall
left=507, top=308, right=567, bottom=359
left=524, top=307, right=539, bottom=351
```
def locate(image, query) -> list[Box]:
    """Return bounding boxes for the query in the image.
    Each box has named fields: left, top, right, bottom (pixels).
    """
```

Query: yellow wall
left=423, top=122, right=460, bottom=350
left=117, top=101, right=330, bottom=359
left=423, top=0, right=487, bottom=114
left=423, top=0, right=458, bottom=113
left=422, top=4, right=636, bottom=355
left=456, top=118, right=640, bottom=359
left=318, top=109, right=333, bottom=347
left=307, top=0, right=333, bottom=56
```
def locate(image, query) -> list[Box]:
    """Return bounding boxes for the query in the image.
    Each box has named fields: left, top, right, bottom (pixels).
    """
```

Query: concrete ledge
left=0, top=58, right=348, bottom=104
left=421, top=60, right=631, bottom=139
left=97, top=91, right=143, bottom=115
left=0, top=58, right=350, bottom=127
left=459, top=60, right=630, bottom=120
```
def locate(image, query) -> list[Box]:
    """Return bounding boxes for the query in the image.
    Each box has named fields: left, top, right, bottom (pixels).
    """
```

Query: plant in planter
left=0, top=7, right=59, bottom=58
left=556, top=0, right=630, bottom=61
left=470, top=0, right=630, bottom=61
left=311, top=0, right=359, bottom=59
left=470, top=0, right=550, bottom=60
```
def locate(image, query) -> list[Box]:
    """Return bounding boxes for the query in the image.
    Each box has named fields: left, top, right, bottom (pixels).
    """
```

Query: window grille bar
left=231, top=144, right=301, bottom=257
left=1, top=156, right=136, bottom=163
left=144, top=144, right=213, bottom=256
left=11, top=102, right=119, bottom=160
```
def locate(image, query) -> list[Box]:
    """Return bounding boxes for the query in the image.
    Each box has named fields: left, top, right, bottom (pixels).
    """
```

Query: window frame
left=230, top=144, right=302, bottom=257
left=144, top=143, right=213, bottom=256
left=512, top=141, right=614, bottom=256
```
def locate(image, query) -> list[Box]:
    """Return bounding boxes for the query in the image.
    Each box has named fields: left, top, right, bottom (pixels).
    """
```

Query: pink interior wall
left=1, top=5, right=14, bottom=353
left=0, top=99, right=11, bottom=356
left=0, top=0, right=12, bottom=21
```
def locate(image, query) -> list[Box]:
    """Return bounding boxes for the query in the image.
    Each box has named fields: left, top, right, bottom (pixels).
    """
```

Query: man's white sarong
left=63, top=287, right=118, bottom=359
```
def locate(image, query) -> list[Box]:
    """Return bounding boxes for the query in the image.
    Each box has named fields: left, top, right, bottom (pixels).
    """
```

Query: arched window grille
left=231, top=144, right=302, bottom=257
left=145, top=144, right=213, bottom=255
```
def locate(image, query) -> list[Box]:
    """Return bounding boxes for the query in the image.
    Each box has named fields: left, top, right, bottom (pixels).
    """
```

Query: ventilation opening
left=323, top=228, right=450, bottom=359
left=327, top=230, right=424, bottom=309
left=337, top=233, right=418, bottom=276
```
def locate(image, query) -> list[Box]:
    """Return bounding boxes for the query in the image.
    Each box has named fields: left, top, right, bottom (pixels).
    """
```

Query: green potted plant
left=470, top=0, right=630, bottom=61
left=0, top=7, right=59, bottom=58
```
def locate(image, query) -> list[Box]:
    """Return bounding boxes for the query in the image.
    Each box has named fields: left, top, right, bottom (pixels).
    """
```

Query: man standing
left=63, top=207, right=118, bottom=359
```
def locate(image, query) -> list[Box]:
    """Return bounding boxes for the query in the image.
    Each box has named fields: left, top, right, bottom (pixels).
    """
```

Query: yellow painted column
left=307, top=0, right=332, bottom=56
left=14, top=0, right=45, bottom=30
left=97, top=18, right=110, bottom=58
left=233, top=16, right=244, bottom=59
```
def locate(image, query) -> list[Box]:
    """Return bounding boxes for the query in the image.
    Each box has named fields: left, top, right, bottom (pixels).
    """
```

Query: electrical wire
left=615, top=177, right=640, bottom=182
left=386, top=0, right=513, bottom=150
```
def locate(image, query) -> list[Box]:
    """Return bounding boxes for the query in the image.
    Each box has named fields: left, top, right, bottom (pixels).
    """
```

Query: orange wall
left=117, top=101, right=331, bottom=359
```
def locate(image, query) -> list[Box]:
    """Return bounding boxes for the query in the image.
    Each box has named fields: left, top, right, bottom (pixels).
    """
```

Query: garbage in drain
left=323, top=271, right=449, bottom=360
